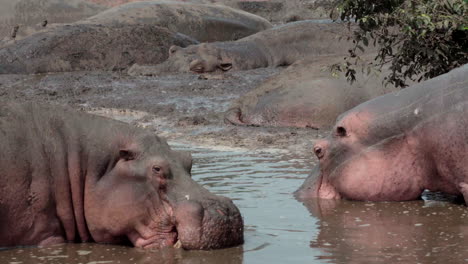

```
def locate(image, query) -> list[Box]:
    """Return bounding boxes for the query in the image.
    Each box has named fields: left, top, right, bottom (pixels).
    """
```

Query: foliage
left=331, top=0, right=468, bottom=87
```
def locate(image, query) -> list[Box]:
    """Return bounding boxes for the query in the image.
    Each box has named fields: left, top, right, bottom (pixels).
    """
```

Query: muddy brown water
left=1, top=143, right=468, bottom=263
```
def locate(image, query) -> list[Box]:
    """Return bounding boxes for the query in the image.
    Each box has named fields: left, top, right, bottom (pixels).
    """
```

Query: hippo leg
left=38, top=236, right=66, bottom=246
left=458, top=182, right=468, bottom=205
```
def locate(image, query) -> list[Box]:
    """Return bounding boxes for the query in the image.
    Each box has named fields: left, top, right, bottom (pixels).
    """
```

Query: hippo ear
left=119, top=149, right=136, bottom=161
left=169, top=45, right=180, bottom=56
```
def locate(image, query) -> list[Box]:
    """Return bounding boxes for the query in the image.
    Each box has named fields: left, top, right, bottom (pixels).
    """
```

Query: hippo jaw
left=126, top=198, right=178, bottom=248
left=297, top=120, right=434, bottom=202
left=300, top=134, right=431, bottom=202
left=295, top=165, right=341, bottom=200
left=124, top=192, right=244, bottom=250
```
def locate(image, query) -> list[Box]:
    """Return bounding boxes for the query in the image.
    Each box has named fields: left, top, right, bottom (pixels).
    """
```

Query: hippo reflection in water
left=301, top=196, right=468, bottom=263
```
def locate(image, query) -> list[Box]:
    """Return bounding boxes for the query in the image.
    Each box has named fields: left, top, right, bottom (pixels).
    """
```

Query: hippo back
left=83, top=1, right=273, bottom=42
left=0, top=0, right=106, bottom=45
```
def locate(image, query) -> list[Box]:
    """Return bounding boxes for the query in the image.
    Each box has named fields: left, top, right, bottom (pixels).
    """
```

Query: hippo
left=0, top=0, right=106, bottom=45
left=295, top=64, right=468, bottom=204
left=0, top=102, right=243, bottom=249
left=0, top=23, right=197, bottom=74
left=225, top=55, right=398, bottom=129
left=86, top=0, right=333, bottom=23
left=83, top=1, right=272, bottom=42
left=127, top=20, right=357, bottom=76
left=231, top=0, right=335, bottom=23
left=85, top=0, right=144, bottom=7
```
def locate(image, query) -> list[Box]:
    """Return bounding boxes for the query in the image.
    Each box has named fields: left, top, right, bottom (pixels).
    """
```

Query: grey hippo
left=0, top=102, right=243, bottom=249
left=225, top=55, right=398, bottom=129
left=83, top=1, right=272, bottom=42
left=128, top=20, right=357, bottom=75
left=0, top=23, right=197, bottom=74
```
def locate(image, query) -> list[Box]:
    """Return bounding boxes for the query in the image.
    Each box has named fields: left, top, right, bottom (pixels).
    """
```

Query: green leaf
left=329, top=0, right=468, bottom=87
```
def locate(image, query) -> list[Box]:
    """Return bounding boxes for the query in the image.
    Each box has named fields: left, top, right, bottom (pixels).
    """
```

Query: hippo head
left=145, top=44, right=233, bottom=74
left=83, top=133, right=243, bottom=249
left=295, top=97, right=433, bottom=202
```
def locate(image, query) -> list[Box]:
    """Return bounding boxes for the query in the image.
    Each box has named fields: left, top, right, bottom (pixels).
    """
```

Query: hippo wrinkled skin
left=128, top=20, right=356, bottom=76
left=0, top=103, right=243, bottom=249
left=296, top=64, right=468, bottom=204
left=83, top=1, right=272, bottom=42
left=0, top=0, right=106, bottom=44
left=0, top=24, right=198, bottom=74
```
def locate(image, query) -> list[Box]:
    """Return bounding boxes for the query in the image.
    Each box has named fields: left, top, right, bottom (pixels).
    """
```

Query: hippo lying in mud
left=0, top=103, right=243, bottom=249
left=295, top=64, right=468, bottom=204
left=0, top=0, right=106, bottom=44
left=128, top=20, right=356, bottom=76
left=225, top=56, right=398, bottom=129
left=0, top=23, right=197, bottom=74
left=83, top=1, right=272, bottom=42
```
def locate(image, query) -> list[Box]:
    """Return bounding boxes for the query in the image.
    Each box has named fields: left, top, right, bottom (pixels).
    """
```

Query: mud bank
left=0, top=68, right=325, bottom=156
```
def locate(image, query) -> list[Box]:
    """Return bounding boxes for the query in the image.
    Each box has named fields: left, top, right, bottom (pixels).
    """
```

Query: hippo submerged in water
left=0, top=103, right=243, bottom=249
left=296, top=64, right=468, bottom=204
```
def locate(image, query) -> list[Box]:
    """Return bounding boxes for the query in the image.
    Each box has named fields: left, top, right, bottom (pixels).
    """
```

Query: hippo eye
left=169, top=45, right=179, bottom=55
left=152, top=166, right=162, bottom=173
left=336, top=126, right=347, bottom=137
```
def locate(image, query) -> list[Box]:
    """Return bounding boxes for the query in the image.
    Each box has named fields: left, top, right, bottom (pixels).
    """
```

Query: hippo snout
left=189, top=59, right=207, bottom=73
left=313, top=140, right=329, bottom=159
left=174, top=195, right=243, bottom=250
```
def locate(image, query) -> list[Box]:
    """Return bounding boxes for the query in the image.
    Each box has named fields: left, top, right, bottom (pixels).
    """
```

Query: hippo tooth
left=173, top=240, right=182, bottom=249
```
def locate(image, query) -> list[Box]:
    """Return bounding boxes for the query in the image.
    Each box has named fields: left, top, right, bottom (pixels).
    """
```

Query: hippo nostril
left=314, top=146, right=324, bottom=159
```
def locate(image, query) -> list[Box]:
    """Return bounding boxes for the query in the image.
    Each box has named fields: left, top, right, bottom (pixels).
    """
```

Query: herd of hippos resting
left=0, top=0, right=467, bottom=251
